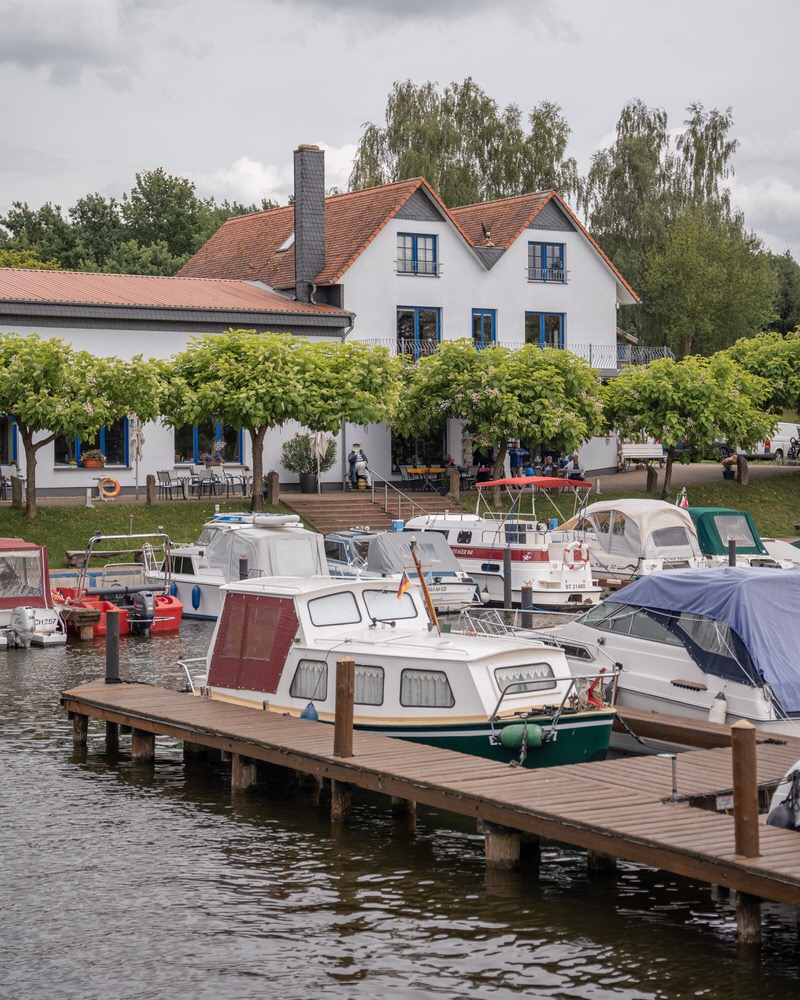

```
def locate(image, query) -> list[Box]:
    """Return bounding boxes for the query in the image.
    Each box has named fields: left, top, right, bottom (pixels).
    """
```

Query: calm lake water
left=2, top=622, right=799, bottom=1000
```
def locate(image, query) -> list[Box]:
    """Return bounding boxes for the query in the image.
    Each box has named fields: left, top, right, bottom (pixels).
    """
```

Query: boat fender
left=99, top=477, right=121, bottom=499
left=708, top=691, right=727, bottom=724
left=300, top=702, right=319, bottom=721
left=499, top=723, right=543, bottom=751
left=191, top=584, right=201, bottom=611
left=170, top=581, right=177, bottom=597
left=563, top=541, right=589, bottom=570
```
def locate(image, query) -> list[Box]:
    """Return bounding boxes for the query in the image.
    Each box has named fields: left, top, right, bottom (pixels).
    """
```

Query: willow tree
left=604, top=355, right=774, bottom=499
left=0, top=333, right=162, bottom=518
left=395, top=340, right=603, bottom=501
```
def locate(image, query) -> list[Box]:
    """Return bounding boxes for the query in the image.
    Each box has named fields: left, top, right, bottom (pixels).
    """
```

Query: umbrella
left=310, top=431, right=329, bottom=494
left=129, top=414, right=145, bottom=498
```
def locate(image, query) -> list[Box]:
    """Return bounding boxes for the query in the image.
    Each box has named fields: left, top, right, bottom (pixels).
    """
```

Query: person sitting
left=442, top=453, right=457, bottom=468
left=565, top=453, right=584, bottom=480
left=541, top=454, right=555, bottom=477
left=348, top=443, right=371, bottom=487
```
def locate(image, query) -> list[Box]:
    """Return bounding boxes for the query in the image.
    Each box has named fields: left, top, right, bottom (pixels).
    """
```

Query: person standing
left=508, top=440, right=528, bottom=477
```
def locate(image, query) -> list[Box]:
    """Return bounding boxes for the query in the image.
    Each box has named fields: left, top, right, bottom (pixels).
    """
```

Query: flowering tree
left=0, top=333, right=162, bottom=518
left=603, top=355, right=774, bottom=498
left=396, top=340, right=604, bottom=499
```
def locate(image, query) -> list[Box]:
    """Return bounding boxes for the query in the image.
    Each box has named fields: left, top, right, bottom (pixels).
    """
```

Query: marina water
left=2, top=621, right=799, bottom=1000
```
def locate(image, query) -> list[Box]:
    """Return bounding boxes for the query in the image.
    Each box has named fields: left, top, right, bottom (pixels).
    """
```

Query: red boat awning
left=475, top=475, right=591, bottom=489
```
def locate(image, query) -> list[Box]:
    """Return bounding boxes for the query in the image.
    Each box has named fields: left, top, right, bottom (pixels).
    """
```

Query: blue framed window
left=472, top=309, right=496, bottom=348
left=174, top=419, right=243, bottom=465
left=527, top=242, right=566, bottom=282
left=54, top=417, right=129, bottom=466
left=525, top=312, right=564, bottom=349
left=397, top=306, right=441, bottom=359
left=397, top=233, right=438, bottom=276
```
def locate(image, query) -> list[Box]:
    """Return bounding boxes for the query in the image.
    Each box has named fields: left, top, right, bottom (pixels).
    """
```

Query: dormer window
left=277, top=232, right=295, bottom=253
left=397, top=234, right=438, bottom=276
left=528, top=242, right=566, bottom=283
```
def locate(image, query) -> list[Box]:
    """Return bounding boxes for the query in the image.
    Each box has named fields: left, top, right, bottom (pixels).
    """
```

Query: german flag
left=397, top=571, right=413, bottom=599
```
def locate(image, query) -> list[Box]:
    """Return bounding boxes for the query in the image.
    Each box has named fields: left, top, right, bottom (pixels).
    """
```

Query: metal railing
left=365, top=470, right=451, bottom=523
left=360, top=339, right=674, bottom=367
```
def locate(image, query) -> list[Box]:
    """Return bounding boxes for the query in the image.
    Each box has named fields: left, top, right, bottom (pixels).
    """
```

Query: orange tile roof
left=180, top=178, right=468, bottom=287
left=450, top=191, right=640, bottom=302
left=0, top=268, right=348, bottom=315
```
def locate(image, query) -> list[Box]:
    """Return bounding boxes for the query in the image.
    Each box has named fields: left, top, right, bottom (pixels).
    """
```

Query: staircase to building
left=281, top=483, right=474, bottom=535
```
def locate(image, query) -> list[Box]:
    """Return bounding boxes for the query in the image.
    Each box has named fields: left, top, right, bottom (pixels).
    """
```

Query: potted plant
left=81, top=449, right=106, bottom=468
left=281, top=432, right=336, bottom=492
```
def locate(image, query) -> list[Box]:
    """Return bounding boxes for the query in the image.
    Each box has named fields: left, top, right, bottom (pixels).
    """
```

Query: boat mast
left=409, top=539, right=441, bottom=635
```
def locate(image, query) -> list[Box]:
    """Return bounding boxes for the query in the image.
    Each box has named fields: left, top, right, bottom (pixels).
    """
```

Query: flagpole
left=409, top=539, right=440, bottom=635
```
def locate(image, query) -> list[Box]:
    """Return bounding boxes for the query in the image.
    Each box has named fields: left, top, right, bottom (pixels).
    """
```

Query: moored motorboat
left=0, top=537, right=66, bottom=648
left=687, top=506, right=800, bottom=569
left=183, top=573, right=616, bottom=769
left=52, top=533, right=182, bottom=638
left=404, top=476, right=602, bottom=609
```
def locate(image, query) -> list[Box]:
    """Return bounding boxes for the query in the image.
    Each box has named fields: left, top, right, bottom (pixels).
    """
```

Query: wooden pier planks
left=61, top=679, right=800, bottom=907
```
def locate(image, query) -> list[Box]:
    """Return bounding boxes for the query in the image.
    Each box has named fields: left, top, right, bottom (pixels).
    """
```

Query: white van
left=716, top=422, right=799, bottom=462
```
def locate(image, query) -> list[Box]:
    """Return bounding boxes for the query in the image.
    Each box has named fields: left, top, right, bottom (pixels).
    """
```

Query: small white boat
left=324, top=528, right=480, bottom=612
left=404, top=476, right=602, bottom=609
left=163, top=513, right=329, bottom=619
left=183, top=574, right=616, bottom=769
left=0, top=537, right=66, bottom=648
left=542, top=566, right=800, bottom=750
left=550, top=498, right=708, bottom=583
left=688, top=506, right=799, bottom=569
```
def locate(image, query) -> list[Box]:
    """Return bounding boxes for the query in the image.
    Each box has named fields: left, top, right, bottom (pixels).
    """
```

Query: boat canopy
left=564, top=499, right=702, bottom=559
left=606, top=567, right=800, bottom=713
left=361, top=531, right=464, bottom=576
left=476, top=475, right=591, bottom=490
left=687, top=507, right=769, bottom=557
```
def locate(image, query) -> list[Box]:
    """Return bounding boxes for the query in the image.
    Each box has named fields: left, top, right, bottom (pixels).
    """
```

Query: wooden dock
left=62, top=679, right=800, bottom=943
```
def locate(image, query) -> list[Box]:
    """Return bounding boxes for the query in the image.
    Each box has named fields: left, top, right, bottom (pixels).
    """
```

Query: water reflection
left=1, top=622, right=799, bottom=1000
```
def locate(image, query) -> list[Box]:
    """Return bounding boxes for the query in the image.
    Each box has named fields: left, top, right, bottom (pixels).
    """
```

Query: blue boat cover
left=606, top=567, right=800, bottom=713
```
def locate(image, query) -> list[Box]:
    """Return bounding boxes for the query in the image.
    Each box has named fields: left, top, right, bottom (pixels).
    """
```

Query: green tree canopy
left=395, top=341, right=603, bottom=495
left=767, top=252, right=800, bottom=334
left=0, top=248, right=60, bottom=270
left=0, top=334, right=162, bottom=517
left=640, top=208, right=776, bottom=357
left=350, top=78, right=580, bottom=206
left=723, top=331, right=800, bottom=414
left=603, top=355, right=774, bottom=498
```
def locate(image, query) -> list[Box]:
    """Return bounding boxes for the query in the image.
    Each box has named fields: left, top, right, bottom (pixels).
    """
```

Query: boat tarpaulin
left=606, top=567, right=800, bottom=713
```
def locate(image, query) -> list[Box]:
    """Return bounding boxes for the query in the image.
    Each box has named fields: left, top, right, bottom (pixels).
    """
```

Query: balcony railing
left=361, top=339, right=675, bottom=368
left=395, top=260, right=442, bottom=277
left=526, top=266, right=568, bottom=283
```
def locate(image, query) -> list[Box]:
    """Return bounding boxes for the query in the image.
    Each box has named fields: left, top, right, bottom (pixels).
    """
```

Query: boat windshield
left=578, top=601, right=761, bottom=686
left=0, top=551, right=45, bottom=600
left=710, top=513, right=759, bottom=548
left=363, top=588, right=419, bottom=622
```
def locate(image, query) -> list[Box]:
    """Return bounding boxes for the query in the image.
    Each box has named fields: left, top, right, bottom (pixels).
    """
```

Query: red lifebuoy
left=100, top=477, right=121, bottom=499
left=563, top=541, right=589, bottom=570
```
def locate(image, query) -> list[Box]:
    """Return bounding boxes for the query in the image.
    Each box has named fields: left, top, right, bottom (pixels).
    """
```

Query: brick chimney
left=293, top=144, right=326, bottom=303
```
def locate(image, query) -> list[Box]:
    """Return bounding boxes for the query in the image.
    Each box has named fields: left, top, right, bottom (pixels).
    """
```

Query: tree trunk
left=736, top=454, right=749, bottom=485
left=660, top=447, right=675, bottom=501
left=248, top=426, right=267, bottom=513
left=21, top=433, right=38, bottom=519
left=490, top=444, right=508, bottom=509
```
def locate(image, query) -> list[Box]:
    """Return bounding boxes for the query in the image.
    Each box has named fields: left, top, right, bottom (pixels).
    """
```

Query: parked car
left=714, top=422, right=799, bottom=462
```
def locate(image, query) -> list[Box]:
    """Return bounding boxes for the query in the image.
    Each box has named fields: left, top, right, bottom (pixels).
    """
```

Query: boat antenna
left=409, top=538, right=441, bottom=636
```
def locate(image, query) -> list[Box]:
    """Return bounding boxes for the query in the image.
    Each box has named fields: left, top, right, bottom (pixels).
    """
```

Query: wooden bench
left=619, top=443, right=665, bottom=470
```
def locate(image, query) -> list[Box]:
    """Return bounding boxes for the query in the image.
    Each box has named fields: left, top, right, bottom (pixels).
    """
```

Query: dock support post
left=503, top=548, right=512, bottom=609
left=105, top=609, right=121, bottom=684
left=731, top=720, right=760, bottom=859
left=587, top=851, right=618, bottom=877
left=334, top=657, right=355, bottom=758
left=391, top=797, right=417, bottom=831
left=183, top=740, right=206, bottom=758
left=131, top=728, right=155, bottom=762
left=330, top=779, right=352, bottom=823
left=478, top=819, right=521, bottom=870
left=735, top=892, right=762, bottom=946
left=72, top=712, right=88, bottom=747
left=231, top=753, right=258, bottom=792
left=520, top=585, right=533, bottom=630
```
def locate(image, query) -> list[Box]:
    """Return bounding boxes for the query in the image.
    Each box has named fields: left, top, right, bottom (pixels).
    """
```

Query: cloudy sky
left=2, top=0, right=798, bottom=258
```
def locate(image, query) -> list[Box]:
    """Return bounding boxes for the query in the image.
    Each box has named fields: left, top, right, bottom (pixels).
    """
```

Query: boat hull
left=58, top=591, right=183, bottom=636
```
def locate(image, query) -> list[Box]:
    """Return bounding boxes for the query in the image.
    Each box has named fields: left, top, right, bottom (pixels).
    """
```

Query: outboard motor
left=9, top=606, right=36, bottom=648
left=129, top=591, right=156, bottom=636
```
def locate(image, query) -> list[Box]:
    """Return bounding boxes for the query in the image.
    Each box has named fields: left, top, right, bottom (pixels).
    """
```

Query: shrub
left=280, top=433, right=337, bottom=474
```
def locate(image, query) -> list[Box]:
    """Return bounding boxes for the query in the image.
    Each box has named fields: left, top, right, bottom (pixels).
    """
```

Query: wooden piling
left=72, top=712, right=88, bottom=747
left=731, top=720, right=760, bottom=858
left=478, top=819, right=521, bottom=870
left=333, top=657, right=355, bottom=758
left=735, top=891, right=761, bottom=945
left=131, top=728, right=155, bottom=762
left=330, top=779, right=352, bottom=822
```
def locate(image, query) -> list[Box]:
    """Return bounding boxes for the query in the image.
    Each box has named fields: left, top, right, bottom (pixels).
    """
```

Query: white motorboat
left=182, top=574, right=616, bottom=769
left=404, top=476, right=602, bottom=609
left=550, top=498, right=708, bottom=583
left=0, top=537, right=66, bottom=648
left=324, top=527, right=480, bottom=612
left=162, top=513, right=329, bottom=619
left=688, top=506, right=799, bottom=569
left=542, top=567, right=800, bottom=748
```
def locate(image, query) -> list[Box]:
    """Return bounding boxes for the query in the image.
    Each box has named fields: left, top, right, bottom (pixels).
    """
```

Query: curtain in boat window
left=290, top=659, right=328, bottom=700
left=400, top=669, right=455, bottom=708
left=355, top=664, right=384, bottom=705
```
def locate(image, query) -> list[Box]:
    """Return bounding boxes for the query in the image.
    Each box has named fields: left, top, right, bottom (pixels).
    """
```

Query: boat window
left=712, top=513, right=758, bottom=548
left=494, top=662, right=557, bottom=693
left=323, top=539, right=346, bottom=562
left=400, top=669, right=455, bottom=707
left=290, top=659, right=328, bottom=700
left=591, top=512, right=611, bottom=534
left=480, top=563, right=501, bottom=573
left=171, top=556, right=192, bottom=575
left=363, top=588, right=419, bottom=621
left=647, top=526, right=699, bottom=555
left=355, top=664, right=384, bottom=705
left=308, top=591, right=362, bottom=626
left=581, top=602, right=682, bottom=645
left=352, top=539, right=371, bottom=564
left=456, top=531, right=472, bottom=544
left=0, top=552, right=44, bottom=598
left=606, top=512, right=642, bottom=556
left=196, top=526, right=218, bottom=545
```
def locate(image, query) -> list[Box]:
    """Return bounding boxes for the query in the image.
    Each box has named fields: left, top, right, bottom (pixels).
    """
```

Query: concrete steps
left=282, top=488, right=472, bottom=535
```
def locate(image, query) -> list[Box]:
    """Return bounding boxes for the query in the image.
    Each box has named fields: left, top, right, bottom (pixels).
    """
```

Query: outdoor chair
left=220, top=465, right=246, bottom=497
left=156, top=470, right=183, bottom=500
left=192, top=466, right=218, bottom=498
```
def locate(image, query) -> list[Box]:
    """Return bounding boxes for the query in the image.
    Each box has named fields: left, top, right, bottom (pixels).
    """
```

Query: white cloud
left=730, top=174, right=800, bottom=256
